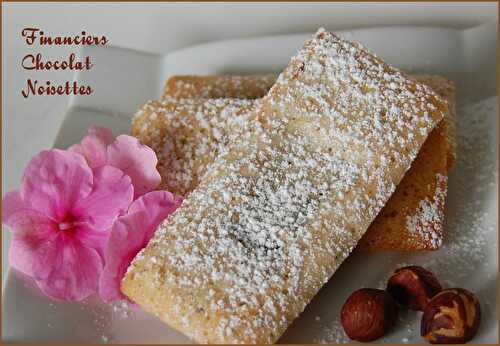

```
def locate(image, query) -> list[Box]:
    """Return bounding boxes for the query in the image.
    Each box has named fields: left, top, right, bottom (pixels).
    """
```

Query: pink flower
left=2, top=125, right=174, bottom=302
left=99, top=191, right=182, bottom=302
left=2, top=149, right=134, bottom=301
left=70, top=126, right=161, bottom=199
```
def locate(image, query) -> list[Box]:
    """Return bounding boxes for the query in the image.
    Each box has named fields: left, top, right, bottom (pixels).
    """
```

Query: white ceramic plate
left=3, top=23, right=498, bottom=343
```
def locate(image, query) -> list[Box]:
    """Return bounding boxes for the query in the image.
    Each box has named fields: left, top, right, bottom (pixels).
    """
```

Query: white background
left=1, top=2, right=498, bottom=283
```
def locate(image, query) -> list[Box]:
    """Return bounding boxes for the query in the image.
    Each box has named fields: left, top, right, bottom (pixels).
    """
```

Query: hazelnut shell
left=421, top=288, right=481, bottom=344
left=341, top=288, right=398, bottom=342
left=387, top=265, right=442, bottom=311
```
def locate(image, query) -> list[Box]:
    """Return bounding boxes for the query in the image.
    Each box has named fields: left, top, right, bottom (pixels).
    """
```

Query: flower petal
left=98, top=211, right=146, bottom=302
left=76, top=225, right=110, bottom=260
left=99, top=191, right=181, bottom=302
left=33, top=235, right=103, bottom=301
left=9, top=227, right=55, bottom=276
left=2, top=191, right=58, bottom=276
left=67, top=143, right=85, bottom=160
left=20, top=149, right=93, bottom=221
left=69, top=126, right=114, bottom=169
left=127, top=190, right=183, bottom=225
left=2, top=191, right=43, bottom=227
left=107, top=135, right=161, bottom=199
left=73, top=165, right=133, bottom=231
left=9, top=236, right=37, bottom=276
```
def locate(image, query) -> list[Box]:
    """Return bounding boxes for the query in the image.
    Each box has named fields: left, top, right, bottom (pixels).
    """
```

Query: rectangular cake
left=133, top=75, right=455, bottom=251
left=123, top=29, right=447, bottom=343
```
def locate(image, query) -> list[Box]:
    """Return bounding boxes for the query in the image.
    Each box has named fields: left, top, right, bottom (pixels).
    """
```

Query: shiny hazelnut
left=341, top=288, right=398, bottom=342
left=421, top=288, right=481, bottom=344
left=387, top=266, right=442, bottom=311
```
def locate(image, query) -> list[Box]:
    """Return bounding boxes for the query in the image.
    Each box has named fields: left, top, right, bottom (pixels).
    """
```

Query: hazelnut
left=387, top=266, right=442, bottom=311
left=421, top=288, right=481, bottom=344
left=341, top=288, right=398, bottom=342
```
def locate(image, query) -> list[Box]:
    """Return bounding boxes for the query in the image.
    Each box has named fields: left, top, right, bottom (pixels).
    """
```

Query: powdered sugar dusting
left=309, top=96, right=497, bottom=344
left=123, top=28, right=445, bottom=344
left=406, top=173, right=447, bottom=248
left=132, top=98, right=256, bottom=196
left=313, top=319, right=349, bottom=343
left=426, top=97, right=498, bottom=282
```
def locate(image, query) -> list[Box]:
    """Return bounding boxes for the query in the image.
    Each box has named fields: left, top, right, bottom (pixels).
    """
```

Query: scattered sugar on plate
left=111, top=300, right=131, bottom=319
left=312, top=96, right=497, bottom=344
left=313, top=319, right=349, bottom=344
left=90, top=95, right=496, bottom=343
left=93, top=97, right=496, bottom=344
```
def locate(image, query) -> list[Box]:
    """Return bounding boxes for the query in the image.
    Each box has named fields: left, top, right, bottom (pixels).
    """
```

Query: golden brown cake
left=136, top=74, right=455, bottom=251
left=123, top=29, right=446, bottom=343
left=163, top=74, right=277, bottom=100
left=132, top=98, right=256, bottom=195
left=358, top=75, right=456, bottom=251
